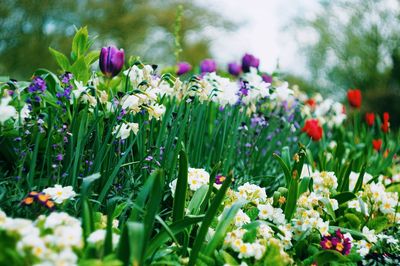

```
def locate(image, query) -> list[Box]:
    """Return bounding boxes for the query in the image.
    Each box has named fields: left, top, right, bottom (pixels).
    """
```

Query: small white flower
left=0, top=96, right=16, bottom=124
left=113, top=122, right=139, bottom=140
left=234, top=209, right=250, bottom=227
left=43, top=185, right=76, bottom=204
left=257, top=204, right=274, bottom=220
left=87, top=229, right=120, bottom=248
left=362, top=226, right=377, bottom=243
left=147, top=104, right=166, bottom=120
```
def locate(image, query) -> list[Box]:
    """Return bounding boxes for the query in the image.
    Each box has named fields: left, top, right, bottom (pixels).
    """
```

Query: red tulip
left=302, top=119, right=323, bottom=141
left=365, top=113, right=375, bottom=126
left=381, top=112, right=390, bottom=133
left=305, top=99, right=316, bottom=109
left=347, top=89, right=362, bottom=108
left=372, top=139, right=382, bottom=151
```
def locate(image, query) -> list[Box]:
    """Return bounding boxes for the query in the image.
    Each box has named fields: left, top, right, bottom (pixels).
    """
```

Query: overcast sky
left=199, top=0, right=320, bottom=76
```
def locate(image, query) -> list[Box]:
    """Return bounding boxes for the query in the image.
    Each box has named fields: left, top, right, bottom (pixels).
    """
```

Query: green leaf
left=72, top=26, right=89, bottom=59
left=142, top=170, right=164, bottom=251
left=188, top=175, right=232, bottom=266
left=273, top=153, right=291, bottom=186
left=71, top=56, right=90, bottom=84
left=188, top=185, right=208, bottom=215
left=172, top=150, right=188, bottom=223
left=313, top=250, right=349, bottom=265
left=117, top=221, right=144, bottom=266
left=49, top=47, right=71, bottom=70
left=344, top=213, right=361, bottom=229
left=319, top=198, right=336, bottom=221
left=81, top=173, right=100, bottom=243
left=204, top=200, right=246, bottom=256
left=146, top=216, right=205, bottom=258
left=353, top=164, right=367, bottom=193
left=338, top=161, right=353, bottom=192
left=332, top=192, right=356, bottom=205
left=298, top=176, right=312, bottom=196
left=366, top=216, right=389, bottom=233
left=85, top=50, right=100, bottom=66
left=218, top=250, right=239, bottom=265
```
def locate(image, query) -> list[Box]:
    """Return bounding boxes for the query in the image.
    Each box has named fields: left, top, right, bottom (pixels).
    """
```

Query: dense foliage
left=0, top=28, right=399, bottom=266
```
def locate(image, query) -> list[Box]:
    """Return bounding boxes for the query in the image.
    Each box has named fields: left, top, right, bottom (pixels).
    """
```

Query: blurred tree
left=292, top=0, right=400, bottom=126
left=0, top=0, right=235, bottom=79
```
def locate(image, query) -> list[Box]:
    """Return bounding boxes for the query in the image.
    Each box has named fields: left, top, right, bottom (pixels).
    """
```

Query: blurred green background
left=0, top=0, right=399, bottom=126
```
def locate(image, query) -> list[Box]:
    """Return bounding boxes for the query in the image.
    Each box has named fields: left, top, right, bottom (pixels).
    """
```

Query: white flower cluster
left=302, top=94, right=347, bottom=128
left=218, top=183, right=293, bottom=262
left=0, top=210, right=82, bottom=266
left=292, top=171, right=339, bottom=239
left=236, top=182, right=267, bottom=205
left=42, top=185, right=76, bottom=204
left=200, top=73, right=239, bottom=106
left=224, top=228, right=266, bottom=260
left=122, top=65, right=172, bottom=117
left=312, top=171, right=338, bottom=196
left=349, top=182, right=399, bottom=216
left=241, top=68, right=271, bottom=105
left=257, top=203, right=286, bottom=226
left=169, top=167, right=210, bottom=197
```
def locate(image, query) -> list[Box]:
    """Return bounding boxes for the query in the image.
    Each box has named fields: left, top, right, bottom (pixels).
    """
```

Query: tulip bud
left=99, top=46, right=125, bottom=78
left=347, top=89, right=362, bottom=108
left=200, top=59, right=217, bottom=73
left=241, top=53, right=260, bottom=72
left=261, top=73, right=273, bottom=83
left=176, top=62, right=192, bottom=75
left=228, top=62, right=241, bottom=76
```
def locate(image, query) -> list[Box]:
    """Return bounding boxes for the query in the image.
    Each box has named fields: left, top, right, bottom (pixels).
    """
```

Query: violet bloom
left=61, top=72, right=73, bottom=84
left=28, top=77, right=47, bottom=93
left=262, top=73, right=273, bottom=83
left=320, top=229, right=352, bottom=255
left=176, top=62, right=192, bottom=75
left=215, top=175, right=226, bottom=185
left=228, top=62, right=241, bottom=76
left=241, top=53, right=260, bottom=72
left=99, top=46, right=125, bottom=78
left=200, top=59, right=217, bottom=73
left=56, top=154, right=63, bottom=161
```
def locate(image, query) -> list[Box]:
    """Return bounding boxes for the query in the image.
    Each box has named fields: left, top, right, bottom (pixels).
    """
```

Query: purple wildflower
left=241, top=53, right=260, bottom=72
left=200, top=59, right=217, bottom=73
left=176, top=62, right=192, bottom=75
left=228, top=62, right=241, bottom=76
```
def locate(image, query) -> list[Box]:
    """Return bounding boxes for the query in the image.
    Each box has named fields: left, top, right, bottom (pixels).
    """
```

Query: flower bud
left=200, top=59, right=217, bottom=73
left=227, top=62, right=241, bottom=76
left=99, top=46, right=125, bottom=78
left=241, top=53, right=260, bottom=72
left=176, top=61, right=192, bottom=75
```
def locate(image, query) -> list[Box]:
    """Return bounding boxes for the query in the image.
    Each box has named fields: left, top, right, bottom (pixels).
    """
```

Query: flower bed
left=0, top=27, right=399, bottom=266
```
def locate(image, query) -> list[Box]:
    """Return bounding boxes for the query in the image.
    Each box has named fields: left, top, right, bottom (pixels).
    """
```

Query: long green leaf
left=117, top=221, right=145, bottom=266
left=172, top=150, right=188, bottom=222
left=203, top=200, right=246, bottom=256
left=188, top=175, right=232, bottom=266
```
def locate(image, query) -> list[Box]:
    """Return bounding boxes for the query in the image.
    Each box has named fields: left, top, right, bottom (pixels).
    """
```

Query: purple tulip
left=176, top=61, right=192, bottom=75
left=228, top=62, right=241, bottom=76
left=99, top=46, right=125, bottom=78
left=241, top=53, right=260, bottom=72
left=200, top=59, right=217, bottom=73
left=262, top=73, right=273, bottom=83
